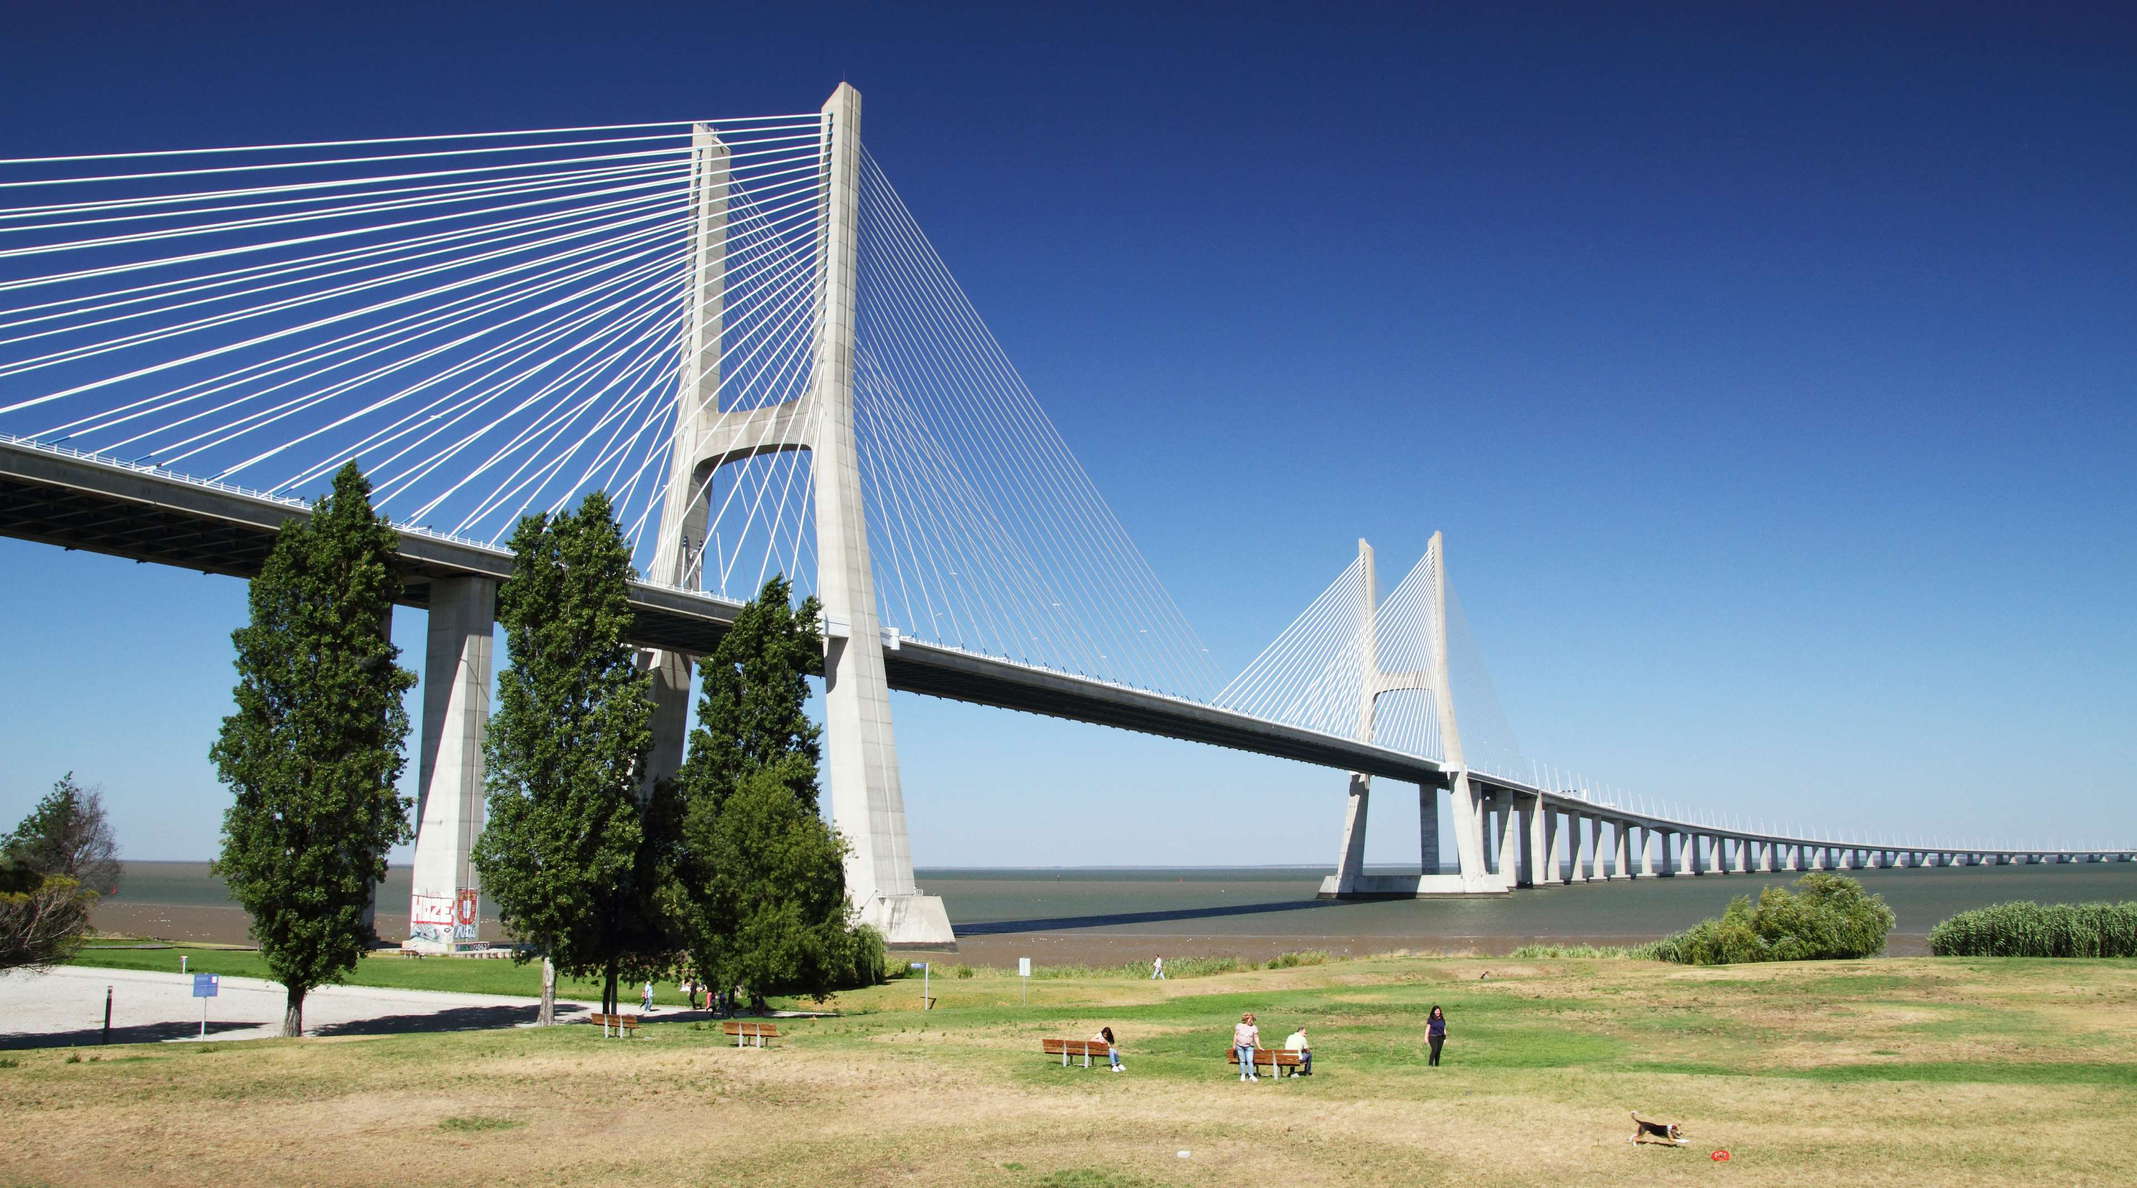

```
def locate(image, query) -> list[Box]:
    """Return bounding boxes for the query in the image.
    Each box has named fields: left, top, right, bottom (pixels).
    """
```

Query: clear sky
left=1, top=1, right=2131, bottom=867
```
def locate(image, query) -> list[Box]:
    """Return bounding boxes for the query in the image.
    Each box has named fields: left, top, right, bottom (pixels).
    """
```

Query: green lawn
left=13, top=954, right=2134, bottom=1185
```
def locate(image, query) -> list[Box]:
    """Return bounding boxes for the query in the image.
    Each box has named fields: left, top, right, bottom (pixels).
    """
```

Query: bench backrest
left=722, top=1021, right=778, bottom=1035
left=1225, top=1047, right=1301, bottom=1063
left=1042, top=1038, right=1109, bottom=1056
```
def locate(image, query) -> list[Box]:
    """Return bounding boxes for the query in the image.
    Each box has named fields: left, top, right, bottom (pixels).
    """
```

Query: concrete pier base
left=862, top=893, right=957, bottom=949
left=1317, top=873, right=1506, bottom=898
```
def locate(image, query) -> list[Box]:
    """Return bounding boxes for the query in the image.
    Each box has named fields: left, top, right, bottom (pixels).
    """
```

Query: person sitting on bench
left=1283, top=1025, right=1313, bottom=1076
left=1091, top=1026, right=1123, bottom=1072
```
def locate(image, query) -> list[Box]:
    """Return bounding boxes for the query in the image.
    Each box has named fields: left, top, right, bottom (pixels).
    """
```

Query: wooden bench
left=1226, top=1047, right=1305, bottom=1077
left=587, top=1012, right=641, bottom=1037
left=1042, top=1038, right=1116, bottom=1069
left=722, top=1020, right=779, bottom=1047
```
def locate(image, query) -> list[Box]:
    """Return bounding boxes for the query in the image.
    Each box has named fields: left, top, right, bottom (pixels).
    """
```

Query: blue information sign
left=192, top=973, right=219, bottom=998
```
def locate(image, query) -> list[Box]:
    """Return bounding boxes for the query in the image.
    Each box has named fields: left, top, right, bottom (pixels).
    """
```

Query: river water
left=92, top=860, right=2137, bottom=965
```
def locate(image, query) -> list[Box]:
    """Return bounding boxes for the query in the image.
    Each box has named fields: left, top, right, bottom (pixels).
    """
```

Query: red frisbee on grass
left=1711, top=1149, right=1731, bottom=1161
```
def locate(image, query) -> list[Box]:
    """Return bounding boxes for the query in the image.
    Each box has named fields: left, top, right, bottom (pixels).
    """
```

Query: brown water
left=95, top=860, right=2137, bottom=964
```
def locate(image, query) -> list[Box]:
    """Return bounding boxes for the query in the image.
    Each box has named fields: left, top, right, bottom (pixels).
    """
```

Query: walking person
left=1427, top=1005, right=1448, bottom=1066
left=1151, top=955, right=1165, bottom=980
left=641, top=980, right=655, bottom=1013
left=1093, top=1026, right=1124, bottom=1072
left=1233, top=1012, right=1262, bottom=1081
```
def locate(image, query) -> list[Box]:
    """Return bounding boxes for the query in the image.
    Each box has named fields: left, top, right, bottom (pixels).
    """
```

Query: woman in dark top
left=1426, top=1005, right=1447, bottom=1066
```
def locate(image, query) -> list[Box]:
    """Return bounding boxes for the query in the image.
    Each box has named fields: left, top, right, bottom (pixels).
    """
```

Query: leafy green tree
left=0, top=873, right=93, bottom=972
left=4, top=773, right=119, bottom=894
left=209, top=463, right=415, bottom=1036
left=473, top=492, right=661, bottom=1018
left=669, top=577, right=884, bottom=1004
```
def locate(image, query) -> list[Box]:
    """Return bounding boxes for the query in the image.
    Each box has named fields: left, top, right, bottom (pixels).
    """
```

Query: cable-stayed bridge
left=3, top=87, right=2126, bottom=949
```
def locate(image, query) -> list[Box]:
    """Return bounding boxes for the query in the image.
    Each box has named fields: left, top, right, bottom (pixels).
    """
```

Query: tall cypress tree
left=473, top=492, right=661, bottom=1016
left=670, top=576, right=883, bottom=1004
left=210, top=463, right=414, bottom=1037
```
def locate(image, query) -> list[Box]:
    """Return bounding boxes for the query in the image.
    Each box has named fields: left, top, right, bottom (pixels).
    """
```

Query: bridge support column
left=1420, top=784, right=1440, bottom=876
left=1732, top=838, right=1750, bottom=874
left=1756, top=841, right=1774, bottom=873
left=1587, top=816, right=1608, bottom=881
left=1656, top=830, right=1677, bottom=876
left=406, top=575, right=496, bottom=953
left=1528, top=797, right=1557, bottom=886
left=1331, top=774, right=1372, bottom=895
left=809, top=86, right=948, bottom=946
left=1566, top=814, right=1588, bottom=883
left=1637, top=827, right=1655, bottom=877
left=1513, top=792, right=1540, bottom=886
left=1613, top=822, right=1633, bottom=879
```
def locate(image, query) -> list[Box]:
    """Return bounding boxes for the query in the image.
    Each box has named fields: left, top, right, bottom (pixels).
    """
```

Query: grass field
left=6, top=955, right=2134, bottom=1186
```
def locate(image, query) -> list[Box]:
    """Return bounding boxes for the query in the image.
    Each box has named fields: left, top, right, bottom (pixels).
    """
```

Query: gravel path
left=0, top=965, right=601, bottom=1049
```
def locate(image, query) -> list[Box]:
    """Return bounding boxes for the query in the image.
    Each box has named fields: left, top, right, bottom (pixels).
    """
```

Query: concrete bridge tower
left=642, top=84, right=953, bottom=947
left=1321, top=532, right=1505, bottom=897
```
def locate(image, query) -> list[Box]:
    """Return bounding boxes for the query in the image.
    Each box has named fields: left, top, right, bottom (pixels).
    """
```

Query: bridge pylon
left=645, top=84, right=952, bottom=947
left=1319, top=532, right=1508, bottom=898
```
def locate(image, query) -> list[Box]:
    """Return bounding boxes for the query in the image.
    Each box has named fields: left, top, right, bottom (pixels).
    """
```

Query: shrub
left=1927, top=901, right=2137, bottom=957
left=1507, top=943, right=1657, bottom=959
left=1650, top=873, right=1894, bottom=965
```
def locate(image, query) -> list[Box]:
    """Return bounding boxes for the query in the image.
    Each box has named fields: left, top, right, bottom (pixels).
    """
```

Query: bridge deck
left=0, top=439, right=1449, bottom=788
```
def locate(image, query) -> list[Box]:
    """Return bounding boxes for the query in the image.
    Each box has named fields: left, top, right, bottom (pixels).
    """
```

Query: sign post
left=1018, top=957, right=1031, bottom=1005
left=909, top=962, right=931, bottom=1010
left=191, top=972, right=219, bottom=1040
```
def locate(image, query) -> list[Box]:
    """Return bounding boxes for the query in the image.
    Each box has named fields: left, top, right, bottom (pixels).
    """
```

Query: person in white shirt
left=1283, top=1025, right=1312, bottom=1076
left=1150, top=955, right=1165, bottom=979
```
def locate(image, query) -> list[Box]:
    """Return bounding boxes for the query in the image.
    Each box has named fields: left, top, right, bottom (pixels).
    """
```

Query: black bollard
left=102, top=985, right=112, bottom=1044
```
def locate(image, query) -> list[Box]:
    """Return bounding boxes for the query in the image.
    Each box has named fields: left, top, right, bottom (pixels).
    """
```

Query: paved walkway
left=0, top=965, right=600, bottom=1049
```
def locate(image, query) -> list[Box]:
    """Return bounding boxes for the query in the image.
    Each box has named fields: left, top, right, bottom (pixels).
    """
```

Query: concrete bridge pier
left=1588, top=816, right=1609, bottom=880
left=405, top=574, right=497, bottom=953
left=1656, top=830, right=1677, bottom=876
left=1638, top=827, right=1656, bottom=877
left=1504, top=790, right=1538, bottom=880
left=1614, top=823, right=1634, bottom=879
left=1566, top=814, right=1589, bottom=883
left=1528, top=797, right=1559, bottom=886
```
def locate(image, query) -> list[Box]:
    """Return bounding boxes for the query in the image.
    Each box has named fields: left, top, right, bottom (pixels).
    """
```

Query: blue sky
left=2, top=1, right=2131, bottom=866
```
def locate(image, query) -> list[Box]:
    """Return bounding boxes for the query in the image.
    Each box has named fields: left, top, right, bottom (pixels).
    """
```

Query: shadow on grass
left=311, top=1002, right=556, bottom=1037
left=1, top=1020, right=261, bottom=1049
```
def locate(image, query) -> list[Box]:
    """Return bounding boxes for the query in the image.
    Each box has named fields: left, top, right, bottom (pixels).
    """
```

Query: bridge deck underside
left=0, top=443, right=1447, bottom=786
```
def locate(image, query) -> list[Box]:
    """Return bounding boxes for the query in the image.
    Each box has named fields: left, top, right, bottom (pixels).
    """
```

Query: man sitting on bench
left=1283, top=1025, right=1313, bottom=1076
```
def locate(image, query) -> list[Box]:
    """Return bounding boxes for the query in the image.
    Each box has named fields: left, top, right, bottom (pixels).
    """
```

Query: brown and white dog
left=1629, top=1112, right=1689, bottom=1145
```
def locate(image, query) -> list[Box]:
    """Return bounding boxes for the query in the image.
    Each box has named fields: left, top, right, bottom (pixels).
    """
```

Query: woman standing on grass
left=1426, top=1005, right=1448, bottom=1066
left=1093, top=1026, right=1124, bottom=1072
left=1234, top=1012, right=1262, bottom=1081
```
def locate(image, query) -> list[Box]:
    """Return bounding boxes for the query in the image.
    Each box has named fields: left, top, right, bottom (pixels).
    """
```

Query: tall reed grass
left=1927, top=900, right=2137, bottom=957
